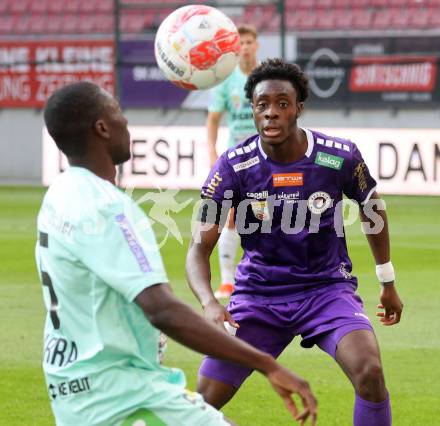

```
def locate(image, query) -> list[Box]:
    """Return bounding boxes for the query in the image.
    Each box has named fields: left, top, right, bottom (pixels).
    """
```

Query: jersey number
left=39, top=232, right=60, bottom=329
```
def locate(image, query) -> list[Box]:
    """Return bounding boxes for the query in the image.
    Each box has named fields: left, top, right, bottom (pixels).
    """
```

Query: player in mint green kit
left=36, top=82, right=317, bottom=426
left=207, top=24, right=259, bottom=299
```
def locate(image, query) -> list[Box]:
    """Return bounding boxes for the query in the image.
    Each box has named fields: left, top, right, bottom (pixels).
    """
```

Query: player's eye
left=279, top=102, right=288, bottom=108
left=256, top=102, right=267, bottom=110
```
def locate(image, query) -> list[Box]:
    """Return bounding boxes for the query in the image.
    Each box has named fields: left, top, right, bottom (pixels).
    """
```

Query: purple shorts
left=199, top=287, right=373, bottom=388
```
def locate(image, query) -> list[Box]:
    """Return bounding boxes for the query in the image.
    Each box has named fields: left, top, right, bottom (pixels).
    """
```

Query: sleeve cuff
left=361, top=186, right=377, bottom=205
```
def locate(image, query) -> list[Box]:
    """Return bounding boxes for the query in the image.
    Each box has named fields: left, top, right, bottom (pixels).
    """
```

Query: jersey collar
left=257, top=128, right=314, bottom=159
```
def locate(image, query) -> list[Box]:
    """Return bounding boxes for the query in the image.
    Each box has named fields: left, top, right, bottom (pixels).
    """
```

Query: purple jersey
left=200, top=129, right=377, bottom=303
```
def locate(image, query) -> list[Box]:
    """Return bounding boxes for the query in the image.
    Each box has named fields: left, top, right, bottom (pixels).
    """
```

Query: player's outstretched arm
left=135, top=283, right=317, bottom=425
left=206, top=111, right=223, bottom=166
left=360, top=192, right=404, bottom=326
left=186, top=220, right=238, bottom=331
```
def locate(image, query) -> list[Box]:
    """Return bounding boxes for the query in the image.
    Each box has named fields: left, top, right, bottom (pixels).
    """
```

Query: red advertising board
left=0, top=40, right=114, bottom=108
left=350, top=56, right=437, bottom=92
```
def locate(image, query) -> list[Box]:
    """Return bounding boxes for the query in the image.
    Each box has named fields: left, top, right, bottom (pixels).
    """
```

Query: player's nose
left=264, top=105, right=279, bottom=119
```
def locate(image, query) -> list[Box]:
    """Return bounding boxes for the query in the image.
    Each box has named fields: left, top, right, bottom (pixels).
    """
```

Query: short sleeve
left=343, top=143, right=377, bottom=205
left=198, top=154, right=240, bottom=225
left=74, top=201, right=168, bottom=302
left=208, top=82, right=227, bottom=113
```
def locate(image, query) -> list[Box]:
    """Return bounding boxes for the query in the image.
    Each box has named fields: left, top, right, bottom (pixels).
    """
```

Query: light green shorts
left=49, top=368, right=229, bottom=426
left=118, top=389, right=229, bottom=426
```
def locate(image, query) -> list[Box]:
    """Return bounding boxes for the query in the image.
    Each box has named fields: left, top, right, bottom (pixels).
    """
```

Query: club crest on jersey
left=231, top=94, right=241, bottom=110
left=272, top=173, right=303, bottom=187
left=251, top=200, right=271, bottom=221
left=307, top=191, right=332, bottom=214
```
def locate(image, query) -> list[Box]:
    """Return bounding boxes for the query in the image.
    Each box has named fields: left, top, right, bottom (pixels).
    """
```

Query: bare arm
left=186, top=220, right=239, bottom=329
left=136, top=283, right=317, bottom=424
left=206, top=111, right=223, bottom=166
left=360, top=192, right=403, bottom=326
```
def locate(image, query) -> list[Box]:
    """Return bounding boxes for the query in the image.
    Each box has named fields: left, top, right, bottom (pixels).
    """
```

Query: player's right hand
left=203, top=300, right=239, bottom=332
left=267, top=365, right=317, bottom=426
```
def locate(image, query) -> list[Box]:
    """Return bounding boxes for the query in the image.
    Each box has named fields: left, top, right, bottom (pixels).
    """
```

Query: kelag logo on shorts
left=315, top=151, right=344, bottom=170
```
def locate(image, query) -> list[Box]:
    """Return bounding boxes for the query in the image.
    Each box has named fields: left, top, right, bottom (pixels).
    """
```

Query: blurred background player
left=206, top=24, right=259, bottom=299
left=187, top=59, right=403, bottom=426
left=36, top=82, right=317, bottom=426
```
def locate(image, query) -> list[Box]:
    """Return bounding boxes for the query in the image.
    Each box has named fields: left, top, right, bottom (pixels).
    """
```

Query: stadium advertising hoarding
left=0, top=40, right=114, bottom=108
left=43, top=127, right=440, bottom=195
left=297, top=36, right=440, bottom=107
left=119, top=37, right=296, bottom=109
left=119, top=40, right=189, bottom=108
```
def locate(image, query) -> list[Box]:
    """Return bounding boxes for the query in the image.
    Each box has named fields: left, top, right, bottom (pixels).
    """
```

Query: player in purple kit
left=186, top=59, right=404, bottom=426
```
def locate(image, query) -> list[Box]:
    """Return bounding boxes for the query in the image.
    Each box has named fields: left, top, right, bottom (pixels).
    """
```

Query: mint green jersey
left=209, top=66, right=257, bottom=148
left=35, top=167, right=227, bottom=426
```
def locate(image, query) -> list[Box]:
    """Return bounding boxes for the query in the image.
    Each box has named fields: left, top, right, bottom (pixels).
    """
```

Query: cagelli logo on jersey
left=246, top=190, right=269, bottom=199
left=232, top=156, right=260, bottom=172
left=272, top=173, right=303, bottom=187
left=307, top=191, right=332, bottom=214
left=315, top=151, right=344, bottom=170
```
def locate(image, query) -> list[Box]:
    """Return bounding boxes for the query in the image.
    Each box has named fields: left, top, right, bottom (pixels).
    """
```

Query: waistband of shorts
left=230, top=282, right=357, bottom=305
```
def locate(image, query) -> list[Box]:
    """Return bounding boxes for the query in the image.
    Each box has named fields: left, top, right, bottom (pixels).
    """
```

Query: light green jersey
left=35, top=167, right=201, bottom=426
left=209, top=66, right=257, bottom=148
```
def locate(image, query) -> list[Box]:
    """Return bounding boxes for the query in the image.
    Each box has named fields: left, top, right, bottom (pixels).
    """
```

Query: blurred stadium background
left=1, top=1, right=439, bottom=425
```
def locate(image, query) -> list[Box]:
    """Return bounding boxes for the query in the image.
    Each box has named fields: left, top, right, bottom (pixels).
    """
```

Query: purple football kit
left=199, top=128, right=378, bottom=388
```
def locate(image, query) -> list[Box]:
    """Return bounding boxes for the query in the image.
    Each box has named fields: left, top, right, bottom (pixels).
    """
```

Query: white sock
left=218, top=227, right=239, bottom=285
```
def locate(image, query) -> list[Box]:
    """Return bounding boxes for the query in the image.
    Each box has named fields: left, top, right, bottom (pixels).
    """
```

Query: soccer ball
left=154, top=5, right=240, bottom=90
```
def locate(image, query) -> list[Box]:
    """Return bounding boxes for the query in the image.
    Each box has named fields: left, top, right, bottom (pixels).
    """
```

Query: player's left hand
left=377, top=283, right=403, bottom=326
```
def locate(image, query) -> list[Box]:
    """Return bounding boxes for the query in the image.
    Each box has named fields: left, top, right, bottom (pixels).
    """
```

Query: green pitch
left=1, top=187, right=439, bottom=425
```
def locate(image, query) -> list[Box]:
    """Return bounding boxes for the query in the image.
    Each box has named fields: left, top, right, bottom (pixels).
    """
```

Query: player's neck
left=261, top=128, right=307, bottom=163
left=68, top=156, right=117, bottom=184
left=239, top=59, right=257, bottom=75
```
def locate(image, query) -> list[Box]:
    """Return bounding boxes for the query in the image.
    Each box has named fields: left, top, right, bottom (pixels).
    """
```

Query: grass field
left=1, top=186, right=439, bottom=425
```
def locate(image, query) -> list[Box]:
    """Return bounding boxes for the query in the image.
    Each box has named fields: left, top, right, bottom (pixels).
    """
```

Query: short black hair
left=244, top=58, right=309, bottom=103
left=44, top=82, right=108, bottom=157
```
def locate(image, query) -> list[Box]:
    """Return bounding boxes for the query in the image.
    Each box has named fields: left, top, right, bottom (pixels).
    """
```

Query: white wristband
left=376, top=261, right=395, bottom=284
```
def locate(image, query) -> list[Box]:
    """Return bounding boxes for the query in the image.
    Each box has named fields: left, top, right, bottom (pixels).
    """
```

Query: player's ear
left=296, top=102, right=304, bottom=117
left=93, top=119, right=110, bottom=139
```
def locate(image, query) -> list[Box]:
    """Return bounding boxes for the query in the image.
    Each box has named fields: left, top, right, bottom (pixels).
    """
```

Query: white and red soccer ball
left=154, top=5, right=240, bottom=90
